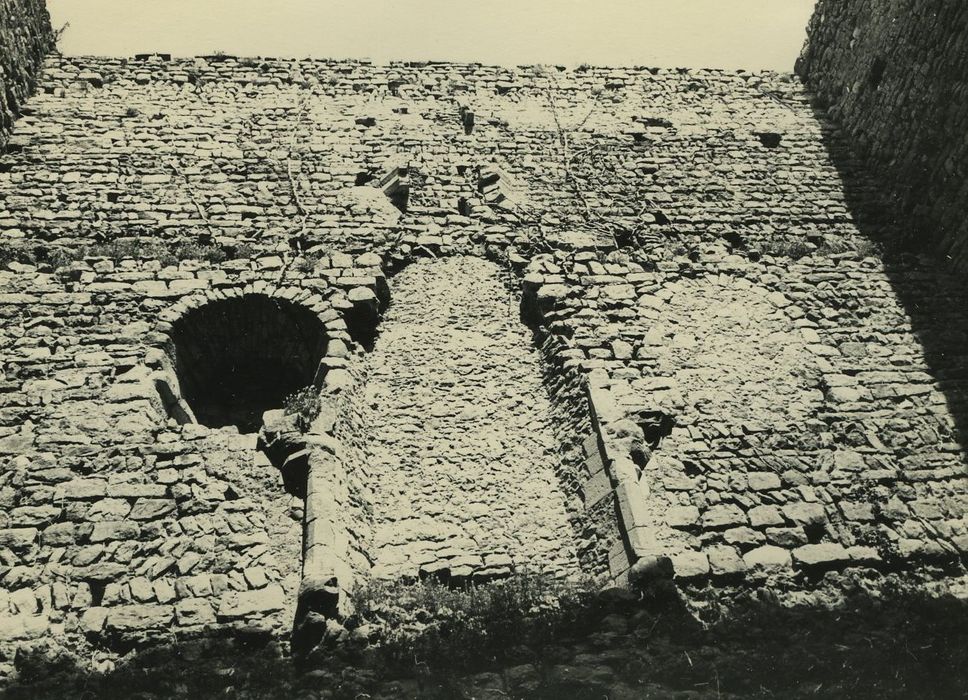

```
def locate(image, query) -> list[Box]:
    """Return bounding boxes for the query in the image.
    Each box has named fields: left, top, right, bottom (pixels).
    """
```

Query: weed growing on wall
left=283, top=385, right=321, bottom=430
left=0, top=238, right=257, bottom=269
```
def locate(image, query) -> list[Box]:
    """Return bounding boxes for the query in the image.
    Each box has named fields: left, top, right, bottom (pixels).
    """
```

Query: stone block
left=725, top=526, right=767, bottom=548
left=665, top=505, right=700, bottom=529
left=41, top=522, right=77, bottom=546
left=743, top=545, right=793, bottom=573
left=129, top=577, right=155, bottom=603
left=702, top=504, right=748, bottom=530
left=615, top=481, right=651, bottom=532
left=90, top=521, right=141, bottom=542
left=747, top=472, right=781, bottom=491
left=832, top=451, right=866, bottom=472
left=216, top=585, right=286, bottom=619
left=128, top=498, right=176, bottom=521
left=749, top=505, right=785, bottom=528
left=0, top=528, right=38, bottom=549
left=792, top=543, right=851, bottom=570
left=766, top=527, right=809, bottom=548
left=0, top=614, right=49, bottom=641
left=707, top=545, right=747, bottom=577
left=175, top=598, right=216, bottom=626
left=670, top=550, right=710, bottom=580
left=54, top=478, right=107, bottom=500
left=781, top=502, right=827, bottom=526
left=105, top=604, right=175, bottom=632
left=580, top=469, right=613, bottom=508
left=840, top=501, right=875, bottom=522
left=80, top=607, right=108, bottom=634
left=845, top=546, right=880, bottom=565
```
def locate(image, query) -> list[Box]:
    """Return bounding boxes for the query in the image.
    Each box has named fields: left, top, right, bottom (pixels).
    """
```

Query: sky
left=48, top=0, right=817, bottom=72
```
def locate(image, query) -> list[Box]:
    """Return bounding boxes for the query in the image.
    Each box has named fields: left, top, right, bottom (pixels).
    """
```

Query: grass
left=282, top=385, right=321, bottom=430
left=4, top=572, right=968, bottom=699
left=345, top=572, right=598, bottom=673
left=0, top=238, right=260, bottom=269
left=759, top=236, right=881, bottom=261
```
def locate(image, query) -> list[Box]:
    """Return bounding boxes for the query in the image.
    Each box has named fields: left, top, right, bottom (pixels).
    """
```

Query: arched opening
left=168, top=294, right=328, bottom=433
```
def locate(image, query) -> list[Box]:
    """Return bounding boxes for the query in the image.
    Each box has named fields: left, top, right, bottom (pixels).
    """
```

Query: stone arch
left=150, top=286, right=336, bottom=433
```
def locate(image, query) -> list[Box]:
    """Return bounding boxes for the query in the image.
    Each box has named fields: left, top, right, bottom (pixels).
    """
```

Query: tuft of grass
left=855, top=238, right=880, bottom=258
left=759, top=236, right=881, bottom=261
left=292, top=250, right=325, bottom=273
left=283, top=386, right=321, bottom=430
left=759, top=238, right=813, bottom=260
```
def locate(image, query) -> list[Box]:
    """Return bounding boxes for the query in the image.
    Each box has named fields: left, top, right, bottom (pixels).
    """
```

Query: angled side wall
left=797, top=0, right=968, bottom=268
left=0, top=0, right=52, bottom=146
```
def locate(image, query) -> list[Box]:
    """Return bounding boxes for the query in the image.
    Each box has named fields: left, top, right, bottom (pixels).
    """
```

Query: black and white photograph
left=0, top=1, right=965, bottom=697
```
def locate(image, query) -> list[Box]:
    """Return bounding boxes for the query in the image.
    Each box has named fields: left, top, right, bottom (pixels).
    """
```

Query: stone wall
left=797, top=0, right=968, bottom=268
left=1, top=53, right=967, bottom=683
left=0, top=0, right=52, bottom=146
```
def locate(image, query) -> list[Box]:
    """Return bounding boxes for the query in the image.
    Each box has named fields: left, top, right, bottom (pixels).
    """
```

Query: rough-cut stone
left=129, top=499, right=176, bottom=521
left=0, top=528, right=37, bottom=549
left=792, top=543, right=851, bottom=570
left=747, top=472, right=781, bottom=491
left=670, top=551, right=710, bottom=580
left=105, top=605, right=174, bottom=632
left=175, top=598, right=217, bottom=626
left=707, top=545, right=747, bottom=577
left=749, top=506, right=785, bottom=529
left=743, top=545, right=793, bottom=573
left=781, top=503, right=827, bottom=527
left=216, top=585, right=286, bottom=619
left=90, top=521, right=141, bottom=543
left=702, top=504, right=748, bottom=530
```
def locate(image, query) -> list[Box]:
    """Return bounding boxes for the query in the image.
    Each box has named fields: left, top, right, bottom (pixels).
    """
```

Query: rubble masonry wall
left=0, top=54, right=967, bottom=677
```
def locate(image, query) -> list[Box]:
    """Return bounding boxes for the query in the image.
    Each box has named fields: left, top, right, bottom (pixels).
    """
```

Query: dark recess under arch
left=169, top=295, right=328, bottom=433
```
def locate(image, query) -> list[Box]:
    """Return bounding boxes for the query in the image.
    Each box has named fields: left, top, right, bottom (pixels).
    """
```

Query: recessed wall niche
left=167, top=294, right=328, bottom=433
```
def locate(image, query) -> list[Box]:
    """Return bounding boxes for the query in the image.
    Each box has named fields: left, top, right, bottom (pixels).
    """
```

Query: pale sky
left=48, top=0, right=817, bottom=71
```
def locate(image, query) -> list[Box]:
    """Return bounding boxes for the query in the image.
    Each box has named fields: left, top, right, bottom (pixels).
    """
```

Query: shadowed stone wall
left=0, top=0, right=52, bottom=146
left=797, top=0, right=968, bottom=268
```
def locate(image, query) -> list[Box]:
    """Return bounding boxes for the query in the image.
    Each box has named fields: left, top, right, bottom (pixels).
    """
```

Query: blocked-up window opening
left=169, top=295, right=328, bottom=433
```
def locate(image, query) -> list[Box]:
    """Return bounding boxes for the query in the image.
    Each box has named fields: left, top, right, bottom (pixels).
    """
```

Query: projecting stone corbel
left=477, top=163, right=525, bottom=211
left=377, top=158, right=410, bottom=213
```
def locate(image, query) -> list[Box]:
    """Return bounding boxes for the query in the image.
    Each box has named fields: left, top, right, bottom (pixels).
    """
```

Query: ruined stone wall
left=1, top=54, right=968, bottom=683
left=797, top=0, right=968, bottom=268
left=0, top=0, right=52, bottom=146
